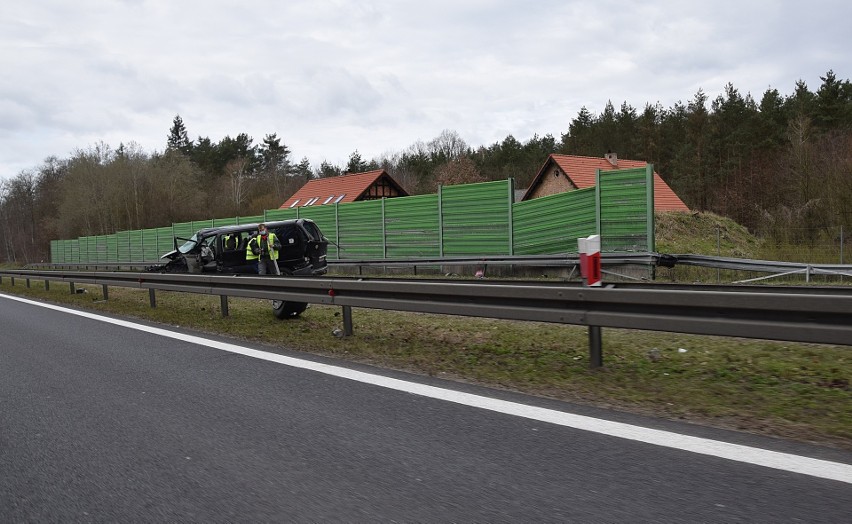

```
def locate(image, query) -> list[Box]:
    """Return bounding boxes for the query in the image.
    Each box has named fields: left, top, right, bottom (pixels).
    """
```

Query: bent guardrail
left=1, top=270, right=850, bottom=369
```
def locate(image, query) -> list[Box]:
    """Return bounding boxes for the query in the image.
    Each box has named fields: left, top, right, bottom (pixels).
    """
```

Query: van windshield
left=178, top=233, right=200, bottom=254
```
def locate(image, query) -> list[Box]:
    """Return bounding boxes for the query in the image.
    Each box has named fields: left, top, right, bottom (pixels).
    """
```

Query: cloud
left=1, top=0, right=849, bottom=178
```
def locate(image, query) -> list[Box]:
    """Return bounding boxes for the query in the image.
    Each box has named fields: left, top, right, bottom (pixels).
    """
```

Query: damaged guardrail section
left=2, top=270, right=850, bottom=368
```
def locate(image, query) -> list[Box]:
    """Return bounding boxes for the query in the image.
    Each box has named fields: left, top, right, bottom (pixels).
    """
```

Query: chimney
left=604, top=150, right=618, bottom=167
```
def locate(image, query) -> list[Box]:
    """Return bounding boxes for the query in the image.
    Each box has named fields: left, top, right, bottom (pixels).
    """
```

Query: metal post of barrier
left=11, top=277, right=15, bottom=286
left=220, top=295, right=229, bottom=317
left=342, top=305, right=353, bottom=336
left=69, top=282, right=75, bottom=294
left=149, top=288, right=157, bottom=308
left=102, top=284, right=109, bottom=300
left=26, top=278, right=30, bottom=288
left=589, top=326, right=603, bottom=368
left=45, top=280, right=49, bottom=291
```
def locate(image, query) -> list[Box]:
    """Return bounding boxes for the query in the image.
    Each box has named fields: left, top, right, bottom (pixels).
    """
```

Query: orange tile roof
left=523, top=154, right=690, bottom=212
left=279, top=170, right=407, bottom=209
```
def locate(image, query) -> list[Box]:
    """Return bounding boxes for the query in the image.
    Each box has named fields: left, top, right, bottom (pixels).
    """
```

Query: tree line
left=1, top=70, right=850, bottom=264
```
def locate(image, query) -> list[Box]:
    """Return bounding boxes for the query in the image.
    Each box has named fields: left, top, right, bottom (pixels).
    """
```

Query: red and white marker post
left=578, top=234, right=603, bottom=368
left=578, top=234, right=601, bottom=287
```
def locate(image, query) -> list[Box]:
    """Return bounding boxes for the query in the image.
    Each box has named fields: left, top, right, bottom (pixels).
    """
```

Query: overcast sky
left=2, top=0, right=848, bottom=180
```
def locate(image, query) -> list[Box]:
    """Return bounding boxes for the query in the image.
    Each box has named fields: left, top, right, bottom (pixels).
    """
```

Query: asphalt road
left=1, top=293, right=850, bottom=522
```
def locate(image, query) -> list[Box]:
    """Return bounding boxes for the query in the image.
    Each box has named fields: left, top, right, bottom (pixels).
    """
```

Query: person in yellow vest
left=246, top=223, right=281, bottom=275
left=223, top=232, right=238, bottom=251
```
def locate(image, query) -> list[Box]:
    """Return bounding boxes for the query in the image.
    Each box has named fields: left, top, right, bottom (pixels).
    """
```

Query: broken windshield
left=177, top=233, right=201, bottom=254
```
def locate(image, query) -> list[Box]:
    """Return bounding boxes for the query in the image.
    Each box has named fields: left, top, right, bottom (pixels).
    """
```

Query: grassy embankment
left=655, top=211, right=849, bottom=284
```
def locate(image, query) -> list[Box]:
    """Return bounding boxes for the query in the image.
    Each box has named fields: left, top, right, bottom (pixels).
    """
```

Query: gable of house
left=522, top=154, right=689, bottom=212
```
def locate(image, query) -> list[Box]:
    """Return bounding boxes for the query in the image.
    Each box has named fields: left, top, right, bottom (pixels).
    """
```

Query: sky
left=1, top=0, right=849, bottom=180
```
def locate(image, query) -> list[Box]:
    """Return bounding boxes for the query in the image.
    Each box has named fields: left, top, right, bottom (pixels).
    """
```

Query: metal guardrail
left=24, top=253, right=654, bottom=271
left=26, top=252, right=852, bottom=280
left=2, top=270, right=850, bottom=369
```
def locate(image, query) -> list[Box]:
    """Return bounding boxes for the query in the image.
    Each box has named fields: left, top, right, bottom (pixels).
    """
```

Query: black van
left=157, top=219, right=329, bottom=318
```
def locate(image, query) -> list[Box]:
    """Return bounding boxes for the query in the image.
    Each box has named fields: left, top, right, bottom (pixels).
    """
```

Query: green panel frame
left=156, top=227, right=175, bottom=258
left=116, top=231, right=131, bottom=263
left=142, top=229, right=159, bottom=262
left=385, top=194, right=440, bottom=258
left=337, top=200, right=384, bottom=258
left=264, top=208, right=298, bottom=222
left=441, top=180, right=512, bottom=256
left=236, top=215, right=264, bottom=225
left=513, top=188, right=596, bottom=255
left=191, top=219, right=214, bottom=231
left=77, top=236, right=89, bottom=264
left=70, top=238, right=80, bottom=263
left=129, top=230, right=144, bottom=263
left=106, top=234, right=118, bottom=263
left=95, top=235, right=108, bottom=263
left=87, top=236, right=97, bottom=264
left=597, top=165, right=653, bottom=252
left=213, top=217, right=238, bottom=227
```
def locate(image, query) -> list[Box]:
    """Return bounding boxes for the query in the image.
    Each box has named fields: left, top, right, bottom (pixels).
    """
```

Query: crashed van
left=156, top=219, right=329, bottom=318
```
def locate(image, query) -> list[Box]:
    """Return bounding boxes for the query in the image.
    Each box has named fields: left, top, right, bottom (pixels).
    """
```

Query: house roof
left=522, top=154, right=690, bottom=212
left=279, top=170, right=407, bottom=209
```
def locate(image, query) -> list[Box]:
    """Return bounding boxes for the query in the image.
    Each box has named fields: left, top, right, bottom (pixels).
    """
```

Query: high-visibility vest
left=223, top=234, right=237, bottom=250
left=246, top=233, right=279, bottom=261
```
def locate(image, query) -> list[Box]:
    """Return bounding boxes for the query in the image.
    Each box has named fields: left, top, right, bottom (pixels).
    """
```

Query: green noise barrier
left=50, top=167, right=654, bottom=264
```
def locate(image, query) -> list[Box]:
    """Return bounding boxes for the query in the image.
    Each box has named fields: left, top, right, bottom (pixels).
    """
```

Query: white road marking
left=3, top=292, right=851, bottom=484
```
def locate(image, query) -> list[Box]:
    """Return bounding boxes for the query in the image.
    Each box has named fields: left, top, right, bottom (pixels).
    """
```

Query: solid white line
left=2, top=291, right=850, bottom=484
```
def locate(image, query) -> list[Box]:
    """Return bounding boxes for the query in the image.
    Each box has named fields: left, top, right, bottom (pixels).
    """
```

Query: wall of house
left=526, top=164, right=577, bottom=199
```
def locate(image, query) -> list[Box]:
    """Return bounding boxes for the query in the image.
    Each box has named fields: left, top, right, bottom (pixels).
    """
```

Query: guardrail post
left=69, top=282, right=75, bottom=294
left=589, top=326, right=603, bottom=368
left=149, top=289, right=157, bottom=308
left=102, top=284, right=109, bottom=300
left=44, top=280, right=49, bottom=291
left=220, top=295, right=229, bottom=317
left=10, top=277, right=15, bottom=286
left=342, top=306, right=353, bottom=336
left=26, top=278, right=30, bottom=288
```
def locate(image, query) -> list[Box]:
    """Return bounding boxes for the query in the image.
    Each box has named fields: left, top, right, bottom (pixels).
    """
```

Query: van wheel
left=272, top=300, right=308, bottom=319
left=271, top=268, right=307, bottom=319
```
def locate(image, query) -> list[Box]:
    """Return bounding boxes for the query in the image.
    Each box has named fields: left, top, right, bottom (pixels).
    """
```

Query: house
left=279, top=169, right=408, bottom=209
left=521, top=153, right=689, bottom=212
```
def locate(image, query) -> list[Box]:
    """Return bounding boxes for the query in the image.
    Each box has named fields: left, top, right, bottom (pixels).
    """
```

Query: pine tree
left=166, top=115, right=192, bottom=155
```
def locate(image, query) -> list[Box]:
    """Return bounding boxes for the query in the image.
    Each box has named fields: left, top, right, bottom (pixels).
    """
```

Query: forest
left=1, top=70, right=850, bottom=264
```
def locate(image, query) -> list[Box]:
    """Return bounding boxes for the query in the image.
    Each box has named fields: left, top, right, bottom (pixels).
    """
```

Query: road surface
left=1, top=292, right=850, bottom=522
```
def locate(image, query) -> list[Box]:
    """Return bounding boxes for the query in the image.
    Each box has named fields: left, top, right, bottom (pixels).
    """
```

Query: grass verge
left=2, top=278, right=850, bottom=449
